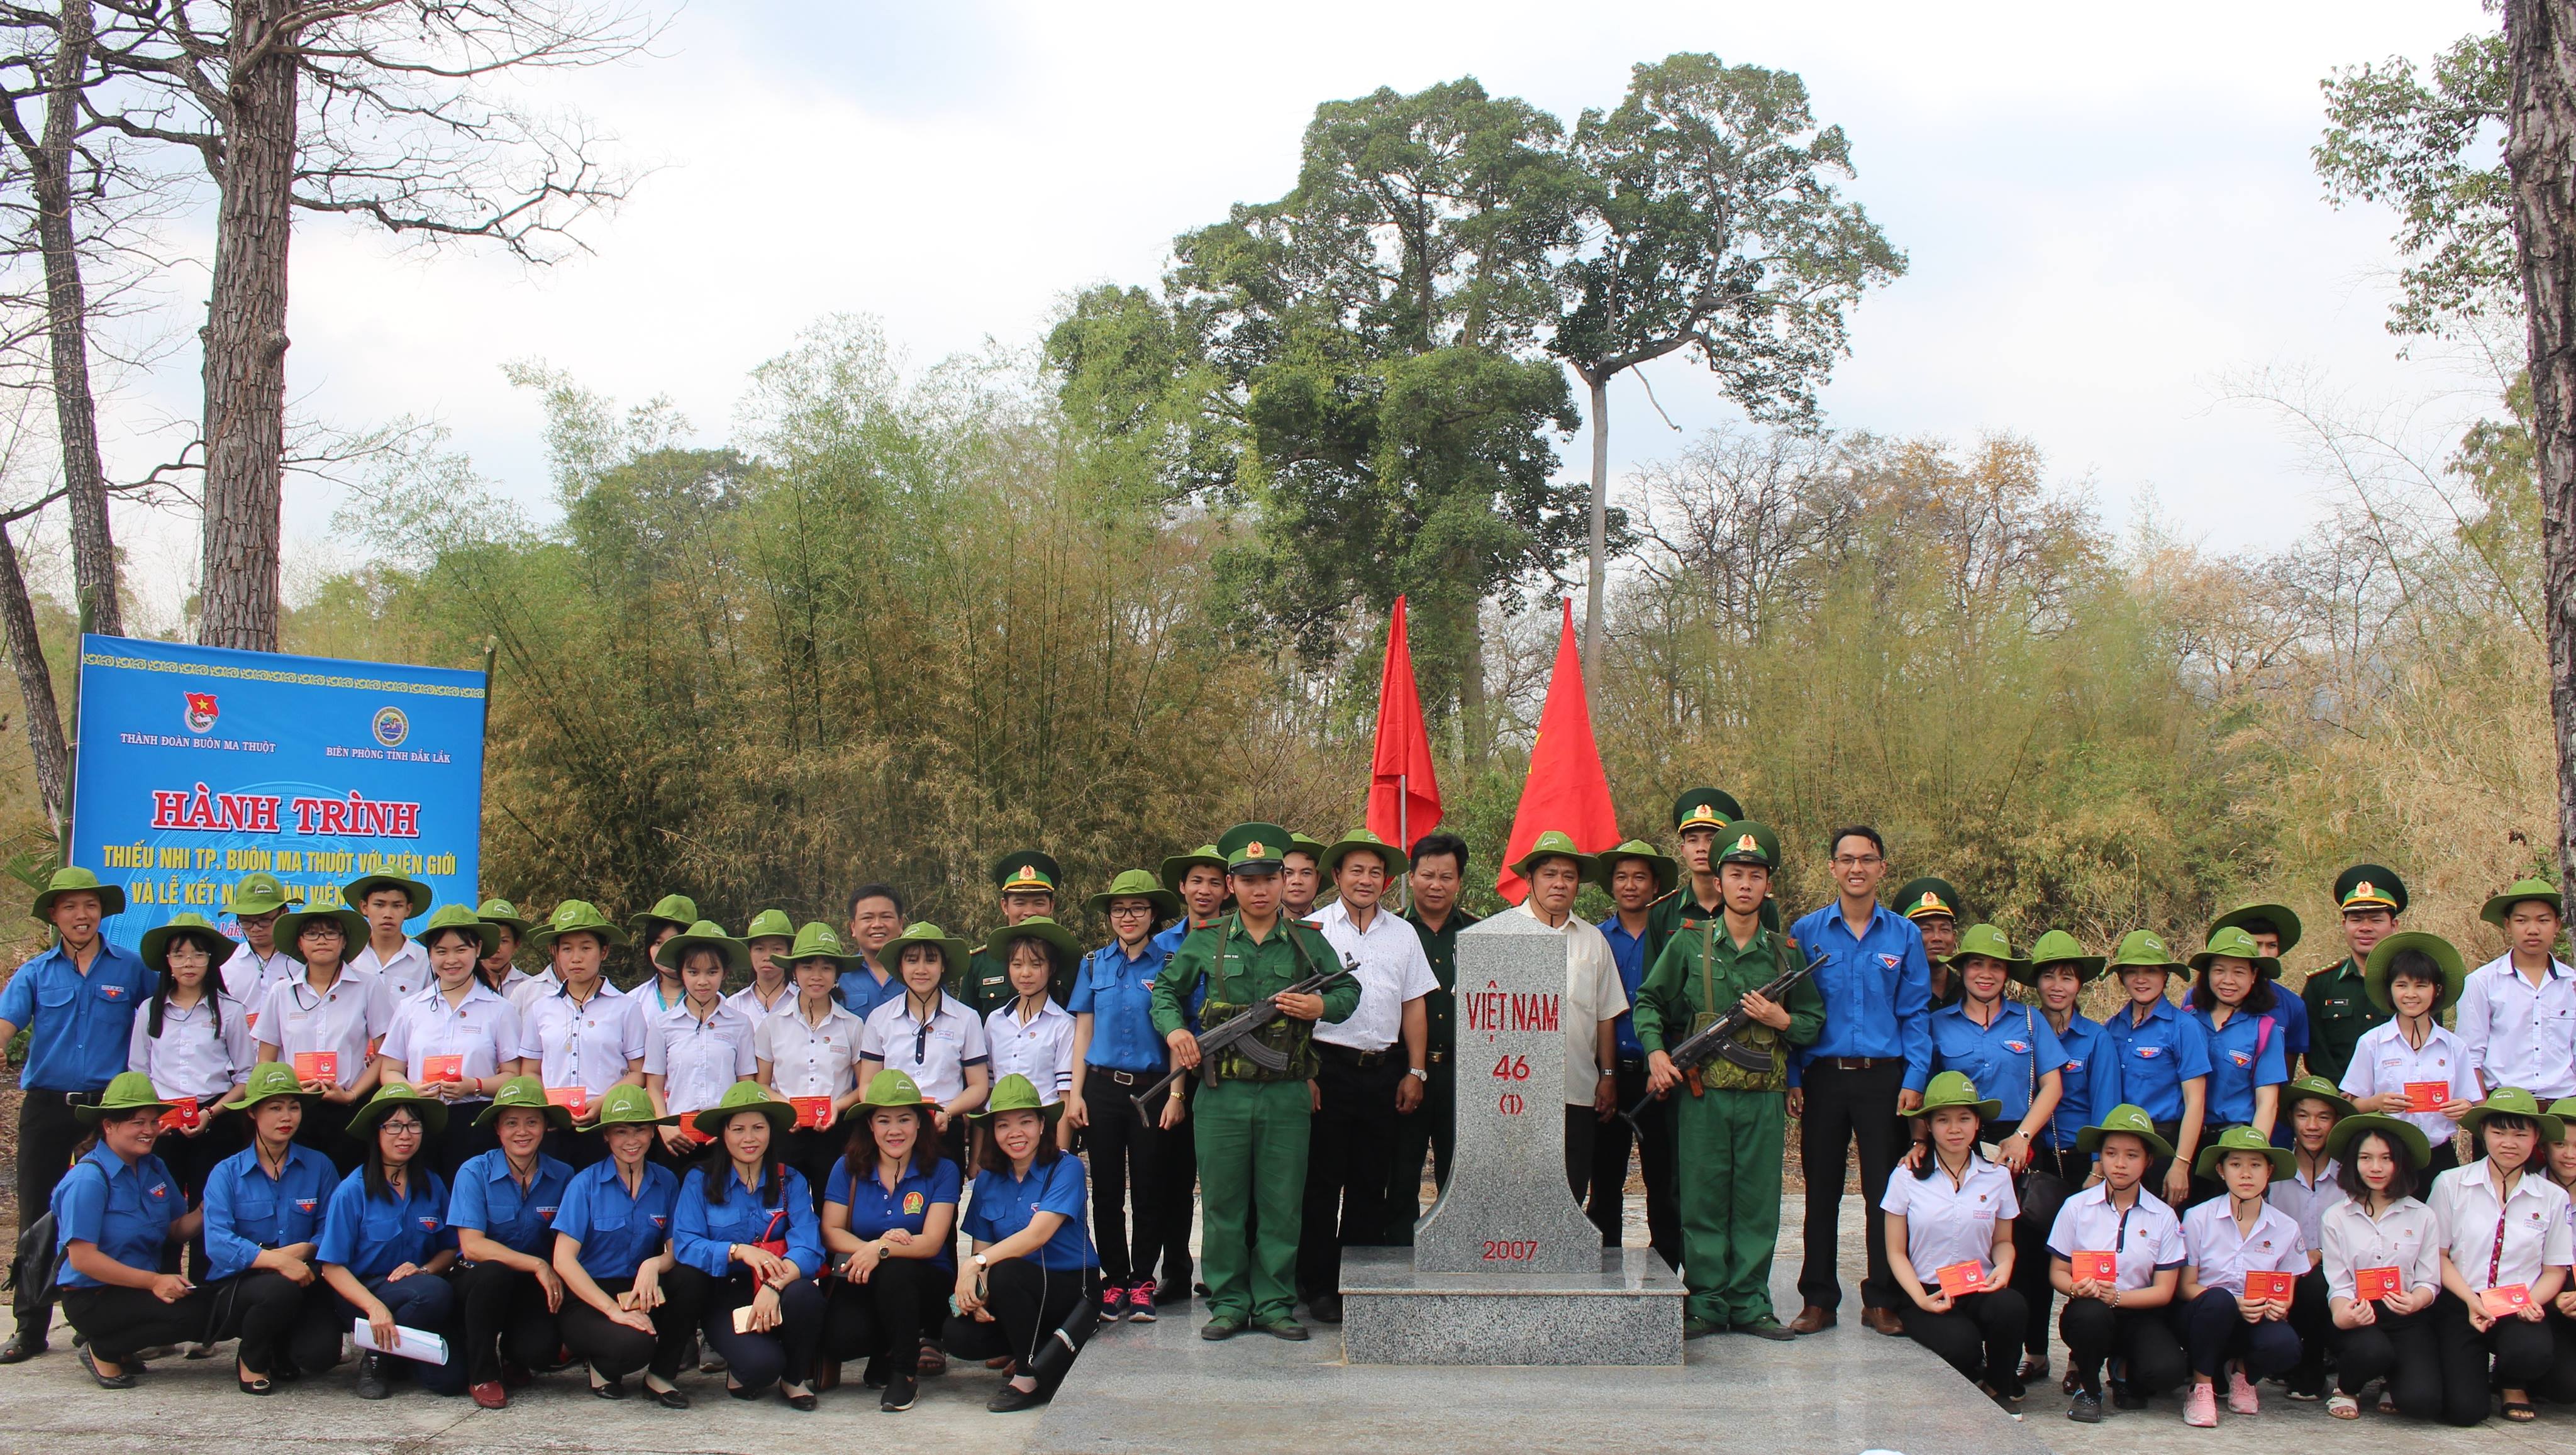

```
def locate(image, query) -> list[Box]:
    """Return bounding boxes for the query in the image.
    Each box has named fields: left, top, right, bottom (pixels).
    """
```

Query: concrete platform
left=1340, top=1246, right=1684, bottom=1365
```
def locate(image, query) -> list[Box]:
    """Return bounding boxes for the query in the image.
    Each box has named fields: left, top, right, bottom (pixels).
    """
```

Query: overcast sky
left=84, top=0, right=2499, bottom=624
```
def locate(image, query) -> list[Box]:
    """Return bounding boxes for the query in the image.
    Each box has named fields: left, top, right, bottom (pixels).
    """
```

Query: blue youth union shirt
left=826, top=1155, right=963, bottom=1268
left=0, top=940, right=154, bottom=1091
left=446, top=1149, right=574, bottom=1258
left=201, top=1141, right=336, bottom=1280
left=50, top=1144, right=180, bottom=1286
left=1599, top=915, right=1648, bottom=1059
left=2101, top=997, right=2211, bottom=1124
left=2046, top=1014, right=2121, bottom=1151
left=550, top=1159, right=679, bottom=1280
left=315, top=1166, right=454, bottom=1280
left=1788, top=902, right=1935, bottom=1090
left=2191, top=1002, right=2289, bottom=1128
left=837, top=966, right=901, bottom=1022
left=1927, top=1002, right=2069, bottom=1122
left=963, top=1154, right=1094, bottom=1272
left=671, top=1165, right=824, bottom=1277
left=1069, top=943, right=1170, bottom=1075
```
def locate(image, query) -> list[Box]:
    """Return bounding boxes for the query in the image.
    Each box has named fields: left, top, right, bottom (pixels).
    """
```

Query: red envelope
left=157, top=1096, right=201, bottom=1132
left=421, top=1054, right=465, bottom=1085
left=2073, top=1251, right=2118, bottom=1285
left=543, top=1086, right=589, bottom=1114
left=2354, top=1266, right=2404, bottom=1302
left=2402, top=1081, right=2449, bottom=1113
left=2481, top=1283, right=2532, bottom=1317
left=2243, top=1270, right=2296, bottom=1305
left=791, top=1097, right=831, bottom=1130
left=1934, top=1261, right=1986, bottom=1297
left=292, top=1051, right=338, bottom=1084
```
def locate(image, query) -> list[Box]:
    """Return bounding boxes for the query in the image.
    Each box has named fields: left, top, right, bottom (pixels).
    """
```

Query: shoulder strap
left=2257, top=1014, right=2273, bottom=1058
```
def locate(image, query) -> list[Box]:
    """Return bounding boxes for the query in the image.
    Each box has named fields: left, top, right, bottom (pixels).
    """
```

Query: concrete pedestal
left=1340, top=1246, right=1684, bottom=1365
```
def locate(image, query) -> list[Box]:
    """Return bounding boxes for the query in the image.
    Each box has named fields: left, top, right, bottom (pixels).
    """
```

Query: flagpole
left=1398, top=773, right=1410, bottom=916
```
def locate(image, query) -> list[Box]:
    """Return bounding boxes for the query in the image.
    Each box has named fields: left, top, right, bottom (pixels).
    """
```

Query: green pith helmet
left=2281, top=1075, right=2356, bottom=1120
left=1944, top=923, right=2029, bottom=975
left=972, top=1072, right=1060, bottom=1123
left=228, top=871, right=295, bottom=918
left=2195, top=1124, right=2295, bottom=1181
left=1599, top=839, right=1680, bottom=896
left=528, top=899, right=629, bottom=953
left=692, top=1080, right=795, bottom=1138
left=275, top=906, right=367, bottom=963
left=222, top=1061, right=321, bottom=1112
left=882, top=921, right=970, bottom=978
left=73, top=1071, right=171, bottom=1123
left=2106, top=929, right=2185, bottom=976
left=1160, top=844, right=1226, bottom=897
left=1319, top=828, right=1410, bottom=880
left=743, top=909, right=796, bottom=943
left=626, top=893, right=701, bottom=946
left=992, top=851, right=1062, bottom=897
left=1918, top=1070, right=2001, bottom=1121
left=1284, top=832, right=1328, bottom=865
left=984, top=916, right=1083, bottom=968
left=475, top=897, right=532, bottom=937
left=349, top=1081, right=448, bottom=1136
left=140, top=912, right=240, bottom=976
left=782, top=921, right=860, bottom=973
left=859, top=1069, right=931, bottom=1108
left=1510, top=829, right=1600, bottom=885
left=2363, top=931, right=2466, bottom=1015
left=2480, top=878, right=2563, bottom=928
left=591, top=1083, right=677, bottom=1129
left=2210, top=902, right=2302, bottom=956
left=1893, top=877, right=1963, bottom=924
left=411, top=903, right=502, bottom=957
left=1086, top=868, right=1182, bottom=921
left=31, top=865, right=126, bottom=922
left=2554, top=1096, right=2576, bottom=1123
left=2458, top=1085, right=2566, bottom=1142
left=474, top=1074, right=574, bottom=1129
left=2014, top=929, right=2106, bottom=986
left=1715, top=820, right=1780, bottom=871
left=654, top=919, right=750, bottom=975
left=1670, top=788, right=1744, bottom=833
left=2077, top=1104, right=2174, bottom=1158
left=2334, top=863, right=2407, bottom=915
left=2190, top=926, right=2282, bottom=979
left=341, top=871, right=432, bottom=919
left=2323, top=1111, right=2432, bottom=1170
left=1217, top=822, right=1293, bottom=875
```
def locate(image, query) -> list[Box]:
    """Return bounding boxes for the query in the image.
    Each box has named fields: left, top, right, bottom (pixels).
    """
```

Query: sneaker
left=2068, top=1391, right=2104, bottom=1424
left=1099, top=1285, right=1128, bottom=1322
left=861, top=1354, right=889, bottom=1390
left=2228, top=1368, right=2259, bottom=1415
left=355, top=1354, right=392, bottom=1401
left=1126, top=1283, right=1158, bottom=1323
left=880, top=1371, right=917, bottom=1412
left=2184, top=1382, right=2218, bottom=1427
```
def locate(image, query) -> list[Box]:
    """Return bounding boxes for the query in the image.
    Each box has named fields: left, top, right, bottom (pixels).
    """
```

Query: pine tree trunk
left=0, top=523, right=69, bottom=829
left=196, top=1, right=297, bottom=652
left=1583, top=370, right=1608, bottom=670
left=2508, top=1, right=2576, bottom=893
left=34, top=0, right=119, bottom=638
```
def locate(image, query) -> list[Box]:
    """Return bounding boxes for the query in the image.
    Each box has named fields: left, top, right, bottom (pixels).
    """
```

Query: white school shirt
left=643, top=999, right=760, bottom=1115
left=254, top=971, right=379, bottom=1089
left=126, top=993, right=253, bottom=1102
left=755, top=999, right=867, bottom=1099
left=858, top=992, right=988, bottom=1104
left=2318, top=1196, right=2442, bottom=1303
left=1506, top=900, right=1630, bottom=1105
left=2180, top=1197, right=2307, bottom=1297
left=984, top=998, right=1077, bottom=1102
left=351, top=939, right=433, bottom=1025
left=375, top=980, right=525, bottom=1091
left=1879, top=1154, right=2019, bottom=1283
left=220, top=944, right=297, bottom=1008
left=2429, top=1159, right=2576, bottom=1292
left=502, top=968, right=560, bottom=1017
left=521, top=980, right=644, bottom=1099
left=2455, top=954, right=2576, bottom=1102
left=2267, top=1159, right=2345, bottom=1253
left=2046, top=1183, right=2186, bottom=1292
left=724, top=980, right=796, bottom=1027
left=2338, top=1019, right=2478, bottom=1144
left=1311, top=899, right=1439, bottom=1054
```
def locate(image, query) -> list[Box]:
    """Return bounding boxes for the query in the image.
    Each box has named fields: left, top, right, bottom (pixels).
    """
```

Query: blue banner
left=68, top=635, right=486, bottom=941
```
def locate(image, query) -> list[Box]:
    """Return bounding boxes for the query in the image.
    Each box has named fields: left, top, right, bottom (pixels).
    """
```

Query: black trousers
left=1563, top=1105, right=1596, bottom=1204
left=1382, top=1063, right=1453, bottom=1245
left=2333, top=1301, right=2441, bottom=1417
left=543, top=1125, right=609, bottom=1171
left=1296, top=1050, right=1403, bottom=1300
left=11, top=1088, right=86, bottom=1329
left=2178, top=1286, right=2302, bottom=1379
left=294, top=1096, right=363, bottom=1175
left=448, top=1261, right=562, bottom=1386
left=2285, top=1265, right=2331, bottom=1393
left=1146, top=1092, right=1197, bottom=1287
left=1080, top=1068, right=1160, bottom=1287
left=1796, top=1061, right=1903, bottom=1312
left=435, top=1113, right=497, bottom=1184
left=558, top=1273, right=706, bottom=1383
left=2061, top=1297, right=2188, bottom=1397
left=150, top=1119, right=247, bottom=1282
left=2431, top=1289, right=2557, bottom=1426
left=669, top=1263, right=823, bottom=1393
left=820, top=1256, right=952, bottom=1363
left=941, top=1257, right=1092, bottom=1385
left=2014, top=1143, right=2086, bottom=1358
left=204, top=1270, right=345, bottom=1377
left=1589, top=1060, right=1679, bottom=1266
left=1901, top=1287, right=2029, bottom=1393
left=2543, top=1309, right=2576, bottom=1404
left=780, top=1129, right=845, bottom=1215
left=60, top=1284, right=216, bottom=1364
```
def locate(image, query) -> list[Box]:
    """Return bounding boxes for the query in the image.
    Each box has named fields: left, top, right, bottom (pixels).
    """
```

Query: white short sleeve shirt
left=755, top=1000, right=867, bottom=1100
left=858, top=992, right=988, bottom=1104
left=2180, top=1197, right=2308, bottom=1297
left=254, top=972, right=379, bottom=1089
left=984, top=999, right=1077, bottom=1102
left=2429, top=1159, right=2575, bottom=1292
left=126, top=993, right=253, bottom=1102
left=2046, top=1183, right=2186, bottom=1292
left=375, top=981, right=525, bottom=1090
left=642, top=1000, right=760, bottom=1115
left=1312, top=900, right=1439, bottom=1053
left=1879, top=1154, right=2019, bottom=1283
left=521, top=981, right=644, bottom=1098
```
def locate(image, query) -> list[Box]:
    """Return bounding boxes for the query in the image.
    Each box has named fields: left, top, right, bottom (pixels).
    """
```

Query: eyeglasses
left=380, top=1119, right=425, bottom=1135
left=1830, top=855, right=1884, bottom=868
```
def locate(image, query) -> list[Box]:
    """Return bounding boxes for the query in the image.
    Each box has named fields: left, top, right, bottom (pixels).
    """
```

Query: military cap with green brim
left=2363, top=931, right=2465, bottom=1015
left=2194, top=1124, right=2296, bottom=1181
left=227, top=871, right=295, bottom=919
left=2105, top=929, right=2187, bottom=976
left=2281, top=1074, right=2356, bottom=1120
left=743, top=909, right=796, bottom=942
left=2334, top=863, right=2407, bottom=915
left=782, top=921, right=860, bottom=973
left=1943, top=923, right=2029, bottom=974
left=1894, top=877, right=1963, bottom=924
left=341, top=871, right=432, bottom=918
left=1086, top=868, right=1181, bottom=921
left=2324, top=1112, right=2433, bottom=1170
left=1319, top=829, right=1410, bottom=879
left=2190, top=926, right=2282, bottom=978
left=972, top=1072, right=1061, bottom=1124
left=528, top=899, right=630, bottom=953
left=1918, top=1070, right=2001, bottom=1122
left=1509, top=829, right=1601, bottom=885
left=626, top=893, right=700, bottom=945
left=275, top=906, right=367, bottom=963
left=654, top=919, right=750, bottom=975
left=882, top=921, right=970, bottom=977
left=141, top=912, right=240, bottom=975
left=1670, top=788, right=1744, bottom=832
left=1716, top=820, right=1780, bottom=870
left=1160, top=844, right=1227, bottom=897
left=692, top=1079, right=796, bottom=1138
left=860, top=1069, right=933, bottom=1109
left=1284, top=832, right=1328, bottom=864
left=222, top=1061, right=321, bottom=1112
left=1598, top=839, right=1680, bottom=896
left=1218, top=821, right=1293, bottom=875
left=984, top=916, right=1082, bottom=965
left=411, top=903, right=502, bottom=957
left=589, top=1083, right=678, bottom=1129
left=349, top=1081, right=448, bottom=1136
left=31, top=865, right=125, bottom=922
left=2210, top=902, right=2302, bottom=956
left=474, top=897, right=531, bottom=937
left=474, top=1074, right=574, bottom=1130
left=2458, top=1085, right=2566, bottom=1142
left=2012, top=929, right=2106, bottom=986
left=2077, top=1104, right=2174, bottom=1158
left=73, top=1071, right=172, bottom=1123
left=2480, top=878, right=2563, bottom=928
left=992, top=851, right=1063, bottom=895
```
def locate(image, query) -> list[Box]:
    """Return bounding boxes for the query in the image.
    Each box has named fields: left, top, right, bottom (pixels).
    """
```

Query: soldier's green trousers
left=1194, top=1077, right=1310, bottom=1322
left=1674, top=1086, right=1785, bottom=1326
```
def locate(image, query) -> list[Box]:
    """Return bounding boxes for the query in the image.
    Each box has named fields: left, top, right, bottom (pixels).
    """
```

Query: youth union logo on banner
left=372, top=705, right=409, bottom=748
left=184, top=692, right=219, bottom=733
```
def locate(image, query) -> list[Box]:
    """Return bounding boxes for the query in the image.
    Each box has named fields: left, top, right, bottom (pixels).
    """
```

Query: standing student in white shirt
left=2319, top=1112, right=2443, bottom=1421
left=2175, top=1126, right=2308, bottom=1426
left=626, top=893, right=700, bottom=1019
left=1297, top=829, right=1436, bottom=1325
left=2268, top=1076, right=2350, bottom=1400
left=518, top=901, right=647, bottom=1169
left=2428, top=1088, right=2572, bottom=1426
left=2048, top=1105, right=2189, bottom=1424
left=372, top=905, right=527, bottom=1177
left=2458, top=880, right=2576, bottom=1104
left=218, top=872, right=298, bottom=1006
left=2340, top=932, right=2477, bottom=1177
left=641, top=922, right=760, bottom=1161
left=253, top=906, right=382, bottom=1173
left=1881, top=1072, right=2026, bottom=1414
left=728, top=910, right=799, bottom=1025
left=857, top=922, right=992, bottom=1170
left=129, top=911, right=255, bottom=1280
left=341, top=871, right=433, bottom=1015
left=1504, top=834, right=1625, bottom=1203
left=758, top=924, right=870, bottom=1206
left=982, top=920, right=1080, bottom=1134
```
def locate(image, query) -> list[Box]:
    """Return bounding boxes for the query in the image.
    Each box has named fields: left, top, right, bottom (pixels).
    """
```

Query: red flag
left=1496, top=599, right=1619, bottom=904
left=1367, top=595, right=1442, bottom=851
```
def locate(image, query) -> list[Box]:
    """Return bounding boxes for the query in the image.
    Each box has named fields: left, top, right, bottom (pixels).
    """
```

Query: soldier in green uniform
left=2301, top=865, right=2403, bottom=1087
left=958, top=851, right=1075, bottom=1016
left=1280, top=833, right=1326, bottom=922
left=1894, top=878, right=1966, bottom=1008
left=1641, top=788, right=1743, bottom=973
left=1151, top=823, right=1360, bottom=1341
left=1634, top=820, right=1824, bottom=1340
left=1385, top=832, right=1479, bottom=1244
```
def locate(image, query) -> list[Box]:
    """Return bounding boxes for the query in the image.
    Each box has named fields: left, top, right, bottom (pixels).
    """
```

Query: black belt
left=1616, top=1056, right=1648, bottom=1071
left=1085, top=1065, right=1148, bottom=1088
left=1814, top=1056, right=1896, bottom=1071
left=1317, top=1043, right=1396, bottom=1068
left=23, top=1088, right=94, bottom=1106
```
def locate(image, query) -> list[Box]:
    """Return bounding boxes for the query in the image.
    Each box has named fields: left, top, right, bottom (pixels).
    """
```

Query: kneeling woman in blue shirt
left=819, top=1069, right=963, bottom=1410
left=946, top=1073, right=1099, bottom=1414
left=551, top=1084, right=699, bottom=1405
left=200, top=1063, right=344, bottom=1391
left=445, top=1076, right=574, bottom=1408
left=48, top=1073, right=209, bottom=1388
left=315, top=1083, right=464, bottom=1398
left=670, top=1080, right=826, bottom=1408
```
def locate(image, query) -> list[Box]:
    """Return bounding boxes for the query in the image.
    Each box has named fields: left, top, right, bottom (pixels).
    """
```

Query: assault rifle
left=1619, top=946, right=1827, bottom=1133
left=1131, top=921, right=1357, bottom=1117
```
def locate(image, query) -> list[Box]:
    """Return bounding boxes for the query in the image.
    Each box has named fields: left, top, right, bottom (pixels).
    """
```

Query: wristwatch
left=1406, top=1068, right=1428, bottom=1081
left=971, top=1253, right=990, bottom=1270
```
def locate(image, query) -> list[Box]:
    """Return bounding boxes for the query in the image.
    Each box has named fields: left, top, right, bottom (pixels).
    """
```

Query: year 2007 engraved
left=1481, top=1240, right=1540, bottom=1262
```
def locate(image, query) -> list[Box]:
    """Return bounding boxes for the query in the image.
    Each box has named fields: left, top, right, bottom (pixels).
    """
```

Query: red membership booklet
left=2353, top=1266, right=2404, bottom=1302
left=2402, top=1081, right=2450, bottom=1113
left=1933, top=1261, right=1987, bottom=1298
left=2242, top=1270, right=2297, bottom=1305
left=292, top=1051, right=338, bottom=1085
left=421, top=1054, right=465, bottom=1085
left=791, top=1097, right=832, bottom=1130
left=2072, top=1251, right=2119, bottom=1285
left=2481, top=1284, right=2533, bottom=1318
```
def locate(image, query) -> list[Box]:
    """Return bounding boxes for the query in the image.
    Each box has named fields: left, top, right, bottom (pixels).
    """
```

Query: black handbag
left=2011, top=1007, right=2070, bottom=1226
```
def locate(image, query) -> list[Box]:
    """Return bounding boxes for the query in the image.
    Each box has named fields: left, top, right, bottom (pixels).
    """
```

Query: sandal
left=2327, top=1393, right=2358, bottom=1420
left=916, top=1341, right=947, bottom=1377
left=2501, top=1400, right=2537, bottom=1422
